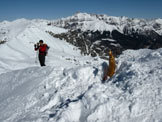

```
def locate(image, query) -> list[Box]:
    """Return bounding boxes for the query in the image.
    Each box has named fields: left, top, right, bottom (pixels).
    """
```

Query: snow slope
left=0, top=19, right=79, bottom=73
left=0, top=19, right=162, bottom=122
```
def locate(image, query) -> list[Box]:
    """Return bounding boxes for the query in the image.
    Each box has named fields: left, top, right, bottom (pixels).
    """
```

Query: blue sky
left=0, top=0, right=162, bottom=21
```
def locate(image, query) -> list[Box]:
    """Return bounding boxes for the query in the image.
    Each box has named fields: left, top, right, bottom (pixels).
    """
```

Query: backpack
left=45, top=44, right=50, bottom=56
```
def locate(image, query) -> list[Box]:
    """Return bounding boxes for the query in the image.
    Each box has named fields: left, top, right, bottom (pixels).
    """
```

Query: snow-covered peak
left=155, top=18, right=162, bottom=24
left=71, top=12, right=97, bottom=21
left=52, top=12, right=162, bottom=35
left=12, top=18, right=28, bottom=22
left=81, top=20, right=118, bottom=32
left=0, top=20, right=10, bottom=25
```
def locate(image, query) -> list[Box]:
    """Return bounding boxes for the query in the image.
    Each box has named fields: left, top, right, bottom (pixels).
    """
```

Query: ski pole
left=35, top=50, right=38, bottom=63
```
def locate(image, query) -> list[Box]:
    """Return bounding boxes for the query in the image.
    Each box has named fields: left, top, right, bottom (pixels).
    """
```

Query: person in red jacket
left=34, top=40, right=47, bottom=66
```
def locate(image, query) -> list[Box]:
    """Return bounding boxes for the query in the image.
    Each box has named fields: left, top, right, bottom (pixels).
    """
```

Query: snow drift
left=0, top=19, right=162, bottom=122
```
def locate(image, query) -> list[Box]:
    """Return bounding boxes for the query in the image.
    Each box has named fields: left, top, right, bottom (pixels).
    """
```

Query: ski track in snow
left=0, top=19, right=162, bottom=122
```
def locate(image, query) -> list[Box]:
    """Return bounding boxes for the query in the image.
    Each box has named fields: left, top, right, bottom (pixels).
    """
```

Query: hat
left=39, top=40, right=43, bottom=43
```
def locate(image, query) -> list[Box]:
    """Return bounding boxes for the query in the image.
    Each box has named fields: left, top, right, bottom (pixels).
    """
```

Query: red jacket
left=35, top=44, right=47, bottom=55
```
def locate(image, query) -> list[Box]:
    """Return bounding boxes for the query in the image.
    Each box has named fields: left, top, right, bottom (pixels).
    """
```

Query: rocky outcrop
left=0, top=40, right=6, bottom=44
left=46, top=28, right=162, bottom=59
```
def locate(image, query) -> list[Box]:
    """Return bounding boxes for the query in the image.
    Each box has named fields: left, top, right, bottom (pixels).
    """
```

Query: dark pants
left=39, top=54, right=46, bottom=66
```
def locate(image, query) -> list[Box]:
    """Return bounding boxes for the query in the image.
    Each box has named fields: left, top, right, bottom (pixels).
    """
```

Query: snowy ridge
left=0, top=18, right=162, bottom=122
left=0, top=19, right=79, bottom=73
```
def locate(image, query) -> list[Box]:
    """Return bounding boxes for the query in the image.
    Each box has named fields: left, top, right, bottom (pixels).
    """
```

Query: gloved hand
left=34, top=44, right=37, bottom=48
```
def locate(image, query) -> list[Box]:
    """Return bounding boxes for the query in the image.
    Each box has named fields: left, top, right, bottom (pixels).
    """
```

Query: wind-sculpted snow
left=0, top=48, right=162, bottom=122
left=0, top=18, right=162, bottom=122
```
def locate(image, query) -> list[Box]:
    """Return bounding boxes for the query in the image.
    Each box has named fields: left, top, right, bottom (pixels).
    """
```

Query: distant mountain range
left=0, top=12, right=162, bottom=58
left=47, top=12, right=162, bottom=58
